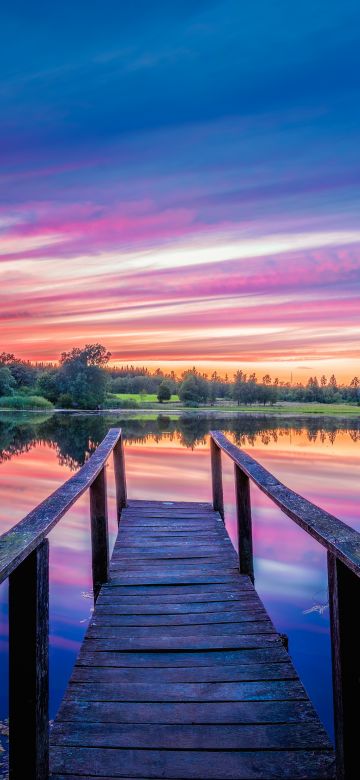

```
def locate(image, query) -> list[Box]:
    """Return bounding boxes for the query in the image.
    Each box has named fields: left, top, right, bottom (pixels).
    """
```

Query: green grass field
left=221, top=402, right=360, bottom=415
left=106, top=394, right=360, bottom=416
left=111, top=393, right=180, bottom=403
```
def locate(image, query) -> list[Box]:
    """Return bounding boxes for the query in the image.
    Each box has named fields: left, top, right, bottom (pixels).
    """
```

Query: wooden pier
left=1, top=428, right=359, bottom=778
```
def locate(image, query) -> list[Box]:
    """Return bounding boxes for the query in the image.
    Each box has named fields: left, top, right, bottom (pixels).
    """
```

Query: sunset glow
left=1, top=2, right=360, bottom=378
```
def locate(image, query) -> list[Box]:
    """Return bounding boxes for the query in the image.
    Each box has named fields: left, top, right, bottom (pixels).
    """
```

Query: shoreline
left=1, top=405, right=360, bottom=420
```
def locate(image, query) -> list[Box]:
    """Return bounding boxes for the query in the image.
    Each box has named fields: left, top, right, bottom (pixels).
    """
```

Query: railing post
left=210, top=436, right=224, bottom=520
left=9, top=539, right=49, bottom=780
left=90, top=466, right=109, bottom=600
left=234, top=464, right=254, bottom=583
left=113, top=433, right=127, bottom=522
left=327, top=552, right=360, bottom=779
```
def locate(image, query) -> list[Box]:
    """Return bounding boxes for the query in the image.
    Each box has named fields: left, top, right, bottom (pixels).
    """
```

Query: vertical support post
left=9, top=539, right=49, bottom=780
left=210, top=436, right=224, bottom=520
left=234, top=464, right=254, bottom=583
left=113, top=434, right=127, bottom=523
left=90, top=466, right=109, bottom=600
left=327, top=552, right=360, bottom=780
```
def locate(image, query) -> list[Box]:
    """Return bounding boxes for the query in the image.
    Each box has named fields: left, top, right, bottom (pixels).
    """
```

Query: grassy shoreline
left=0, top=393, right=359, bottom=417
left=101, top=405, right=360, bottom=418
left=104, top=395, right=360, bottom=416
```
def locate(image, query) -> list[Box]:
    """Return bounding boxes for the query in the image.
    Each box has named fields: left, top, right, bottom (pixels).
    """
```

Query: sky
left=0, top=0, right=360, bottom=380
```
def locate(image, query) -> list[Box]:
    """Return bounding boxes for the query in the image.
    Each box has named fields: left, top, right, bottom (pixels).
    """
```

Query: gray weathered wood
left=71, top=661, right=297, bottom=683
left=82, top=633, right=282, bottom=651
left=55, top=697, right=319, bottom=725
left=113, top=433, right=127, bottom=520
left=9, top=539, right=49, bottom=780
left=94, top=600, right=265, bottom=614
left=50, top=745, right=335, bottom=778
left=50, top=720, right=330, bottom=750
left=211, top=430, right=360, bottom=778
left=90, top=466, right=109, bottom=600
left=90, top=609, right=269, bottom=625
left=0, top=428, right=122, bottom=583
left=62, top=678, right=306, bottom=702
left=86, top=620, right=275, bottom=639
left=50, top=500, right=334, bottom=779
left=234, top=463, right=254, bottom=582
left=210, top=436, right=224, bottom=519
left=2, top=430, right=126, bottom=779
left=210, top=431, right=360, bottom=576
left=328, top=551, right=360, bottom=780
left=76, top=646, right=289, bottom=667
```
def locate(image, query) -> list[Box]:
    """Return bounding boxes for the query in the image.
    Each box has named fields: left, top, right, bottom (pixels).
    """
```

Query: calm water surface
left=0, top=410, right=359, bottom=758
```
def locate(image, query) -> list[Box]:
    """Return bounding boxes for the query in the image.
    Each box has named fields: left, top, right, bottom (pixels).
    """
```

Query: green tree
left=306, top=376, right=320, bottom=402
left=208, top=380, right=217, bottom=406
left=0, top=366, right=16, bottom=396
left=10, top=361, right=37, bottom=389
left=232, top=371, right=246, bottom=406
left=60, top=343, right=111, bottom=367
left=37, top=369, right=60, bottom=403
left=259, top=378, right=277, bottom=405
left=157, top=382, right=172, bottom=403
left=179, top=375, right=208, bottom=406
left=349, top=377, right=360, bottom=404
left=58, top=344, right=111, bottom=409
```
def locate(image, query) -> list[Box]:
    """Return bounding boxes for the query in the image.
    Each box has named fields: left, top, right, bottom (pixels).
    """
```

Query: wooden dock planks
left=50, top=500, right=335, bottom=779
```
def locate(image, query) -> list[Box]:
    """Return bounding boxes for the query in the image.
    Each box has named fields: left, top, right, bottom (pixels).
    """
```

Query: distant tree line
left=0, top=347, right=359, bottom=409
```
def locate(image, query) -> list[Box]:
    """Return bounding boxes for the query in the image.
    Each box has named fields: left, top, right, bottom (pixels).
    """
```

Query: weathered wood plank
left=110, top=565, right=245, bottom=585
left=111, top=550, right=237, bottom=561
left=86, top=622, right=275, bottom=639
left=100, top=581, right=253, bottom=595
left=90, top=610, right=270, bottom=625
left=97, top=590, right=255, bottom=605
left=9, top=539, right=49, bottom=780
left=55, top=698, right=319, bottom=725
left=109, top=560, right=238, bottom=571
left=50, top=498, right=334, bottom=779
left=76, top=646, right=289, bottom=667
left=63, top=679, right=306, bottom=702
left=81, top=633, right=282, bottom=651
left=71, top=661, right=298, bottom=683
left=50, top=746, right=335, bottom=778
left=50, top=721, right=331, bottom=750
left=94, top=600, right=266, bottom=614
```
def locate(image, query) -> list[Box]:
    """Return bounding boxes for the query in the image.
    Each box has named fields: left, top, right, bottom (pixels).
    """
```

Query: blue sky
left=0, top=1, right=359, bottom=376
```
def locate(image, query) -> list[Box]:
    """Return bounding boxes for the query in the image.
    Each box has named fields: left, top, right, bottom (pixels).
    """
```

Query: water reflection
left=1, top=410, right=360, bottom=469
left=0, top=410, right=359, bottom=756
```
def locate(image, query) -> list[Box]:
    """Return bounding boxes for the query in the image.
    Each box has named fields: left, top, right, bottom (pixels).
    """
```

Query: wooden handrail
left=0, top=427, right=127, bottom=780
left=210, top=430, right=360, bottom=780
left=210, top=430, right=360, bottom=577
left=0, top=427, right=124, bottom=584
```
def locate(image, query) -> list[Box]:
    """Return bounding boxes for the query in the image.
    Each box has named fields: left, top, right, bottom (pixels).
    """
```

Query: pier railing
left=0, top=427, right=127, bottom=780
left=210, top=430, right=360, bottom=780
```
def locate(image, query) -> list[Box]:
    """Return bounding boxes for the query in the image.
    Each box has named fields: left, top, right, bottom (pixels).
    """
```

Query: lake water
left=0, top=410, right=359, bottom=759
